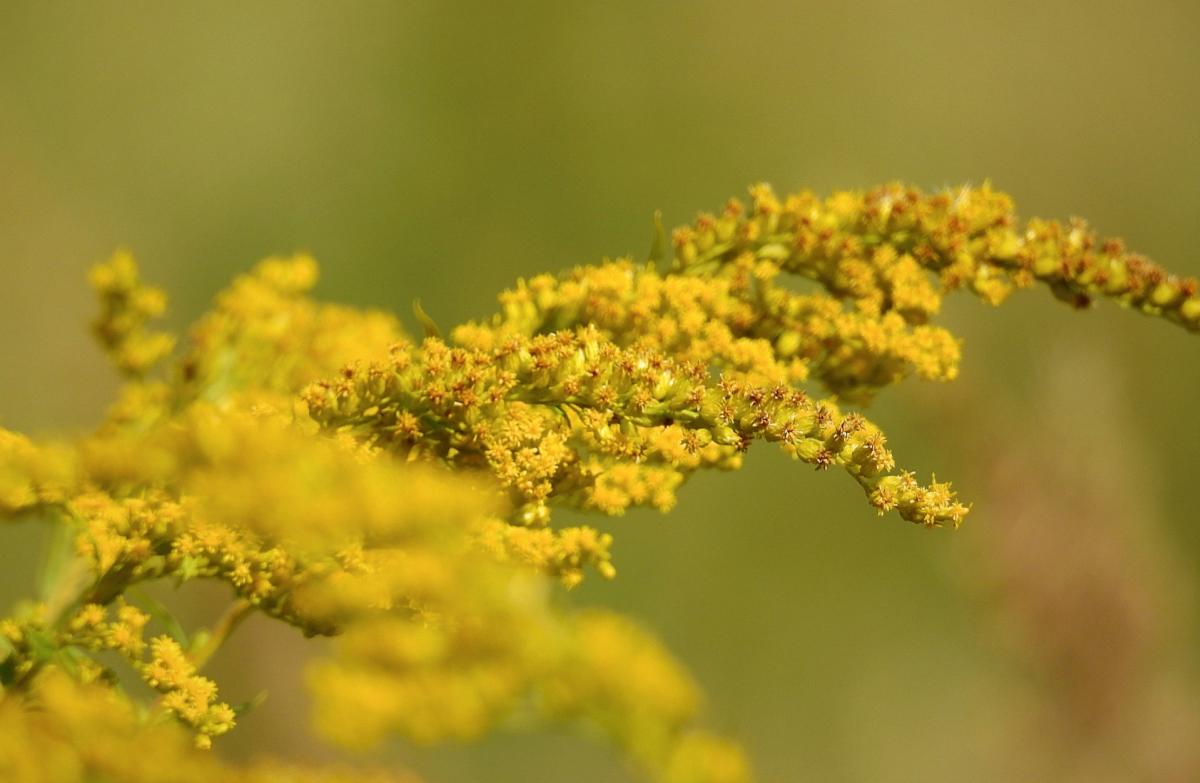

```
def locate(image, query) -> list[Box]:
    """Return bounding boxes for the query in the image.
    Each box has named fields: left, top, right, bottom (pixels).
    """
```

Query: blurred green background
left=2, top=2, right=1199, bottom=781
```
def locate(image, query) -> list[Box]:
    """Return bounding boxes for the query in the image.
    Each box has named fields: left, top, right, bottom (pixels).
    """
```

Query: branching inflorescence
left=0, top=183, right=1194, bottom=783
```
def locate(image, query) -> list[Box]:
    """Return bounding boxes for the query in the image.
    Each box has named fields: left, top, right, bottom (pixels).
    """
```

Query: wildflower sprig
left=88, top=250, right=176, bottom=378
left=303, top=328, right=966, bottom=529
left=673, top=183, right=1200, bottom=332
left=456, top=256, right=961, bottom=402
left=0, top=182, right=1193, bottom=783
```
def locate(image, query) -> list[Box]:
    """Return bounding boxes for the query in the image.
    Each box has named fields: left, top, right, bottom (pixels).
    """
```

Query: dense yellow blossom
left=672, top=183, right=1199, bottom=332
left=89, top=250, right=176, bottom=377
left=455, top=256, right=961, bottom=403
left=177, top=254, right=404, bottom=404
left=0, top=429, right=77, bottom=514
left=302, top=328, right=967, bottom=528
left=0, top=183, right=1191, bottom=782
left=0, top=671, right=421, bottom=783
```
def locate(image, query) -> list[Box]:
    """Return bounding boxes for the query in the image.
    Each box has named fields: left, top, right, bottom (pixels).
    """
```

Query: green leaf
left=53, top=645, right=88, bottom=678
left=0, top=653, right=17, bottom=687
left=36, top=511, right=78, bottom=603
left=176, top=555, right=204, bottom=582
left=0, top=633, right=15, bottom=688
left=24, top=628, right=57, bottom=663
left=412, top=299, right=443, bottom=339
left=130, top=586, right=190, bottom=646
left=648, top=209, right=666, bottom=265
left=231, top=690, right=269, bottom=717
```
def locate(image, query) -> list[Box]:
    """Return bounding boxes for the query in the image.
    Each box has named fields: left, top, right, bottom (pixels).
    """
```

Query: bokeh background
left=2, top=2, right=1199, bottom=781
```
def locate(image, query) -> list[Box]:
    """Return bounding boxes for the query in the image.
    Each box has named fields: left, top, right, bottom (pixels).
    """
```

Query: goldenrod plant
left=0, top=183, right=1194, bottom=782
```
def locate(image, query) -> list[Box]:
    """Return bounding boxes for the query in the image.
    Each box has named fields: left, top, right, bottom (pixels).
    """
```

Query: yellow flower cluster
left=672, top=183, right=1199, bottom=332
left=1, top=599, right=235, bottom=748
left=2, top=352, right=746, bottom=779
left=143, top=634, right=238, bottom=746
left=302, top=328, right=967, bottom=532
left=0, top=671, right=420, bottom=783
left=0, top=429, right=75, bottom=514
left=455, top=256, right=961, bottom=403
left=0, top=183, right=1192, bottom=783
left=88, top=250, right=176, bottom=377
left=177, top=254, right=404, bottom=405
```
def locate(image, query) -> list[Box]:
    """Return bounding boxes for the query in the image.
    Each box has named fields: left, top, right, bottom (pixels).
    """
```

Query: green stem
left=190, top=599, right=254, bottom=672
